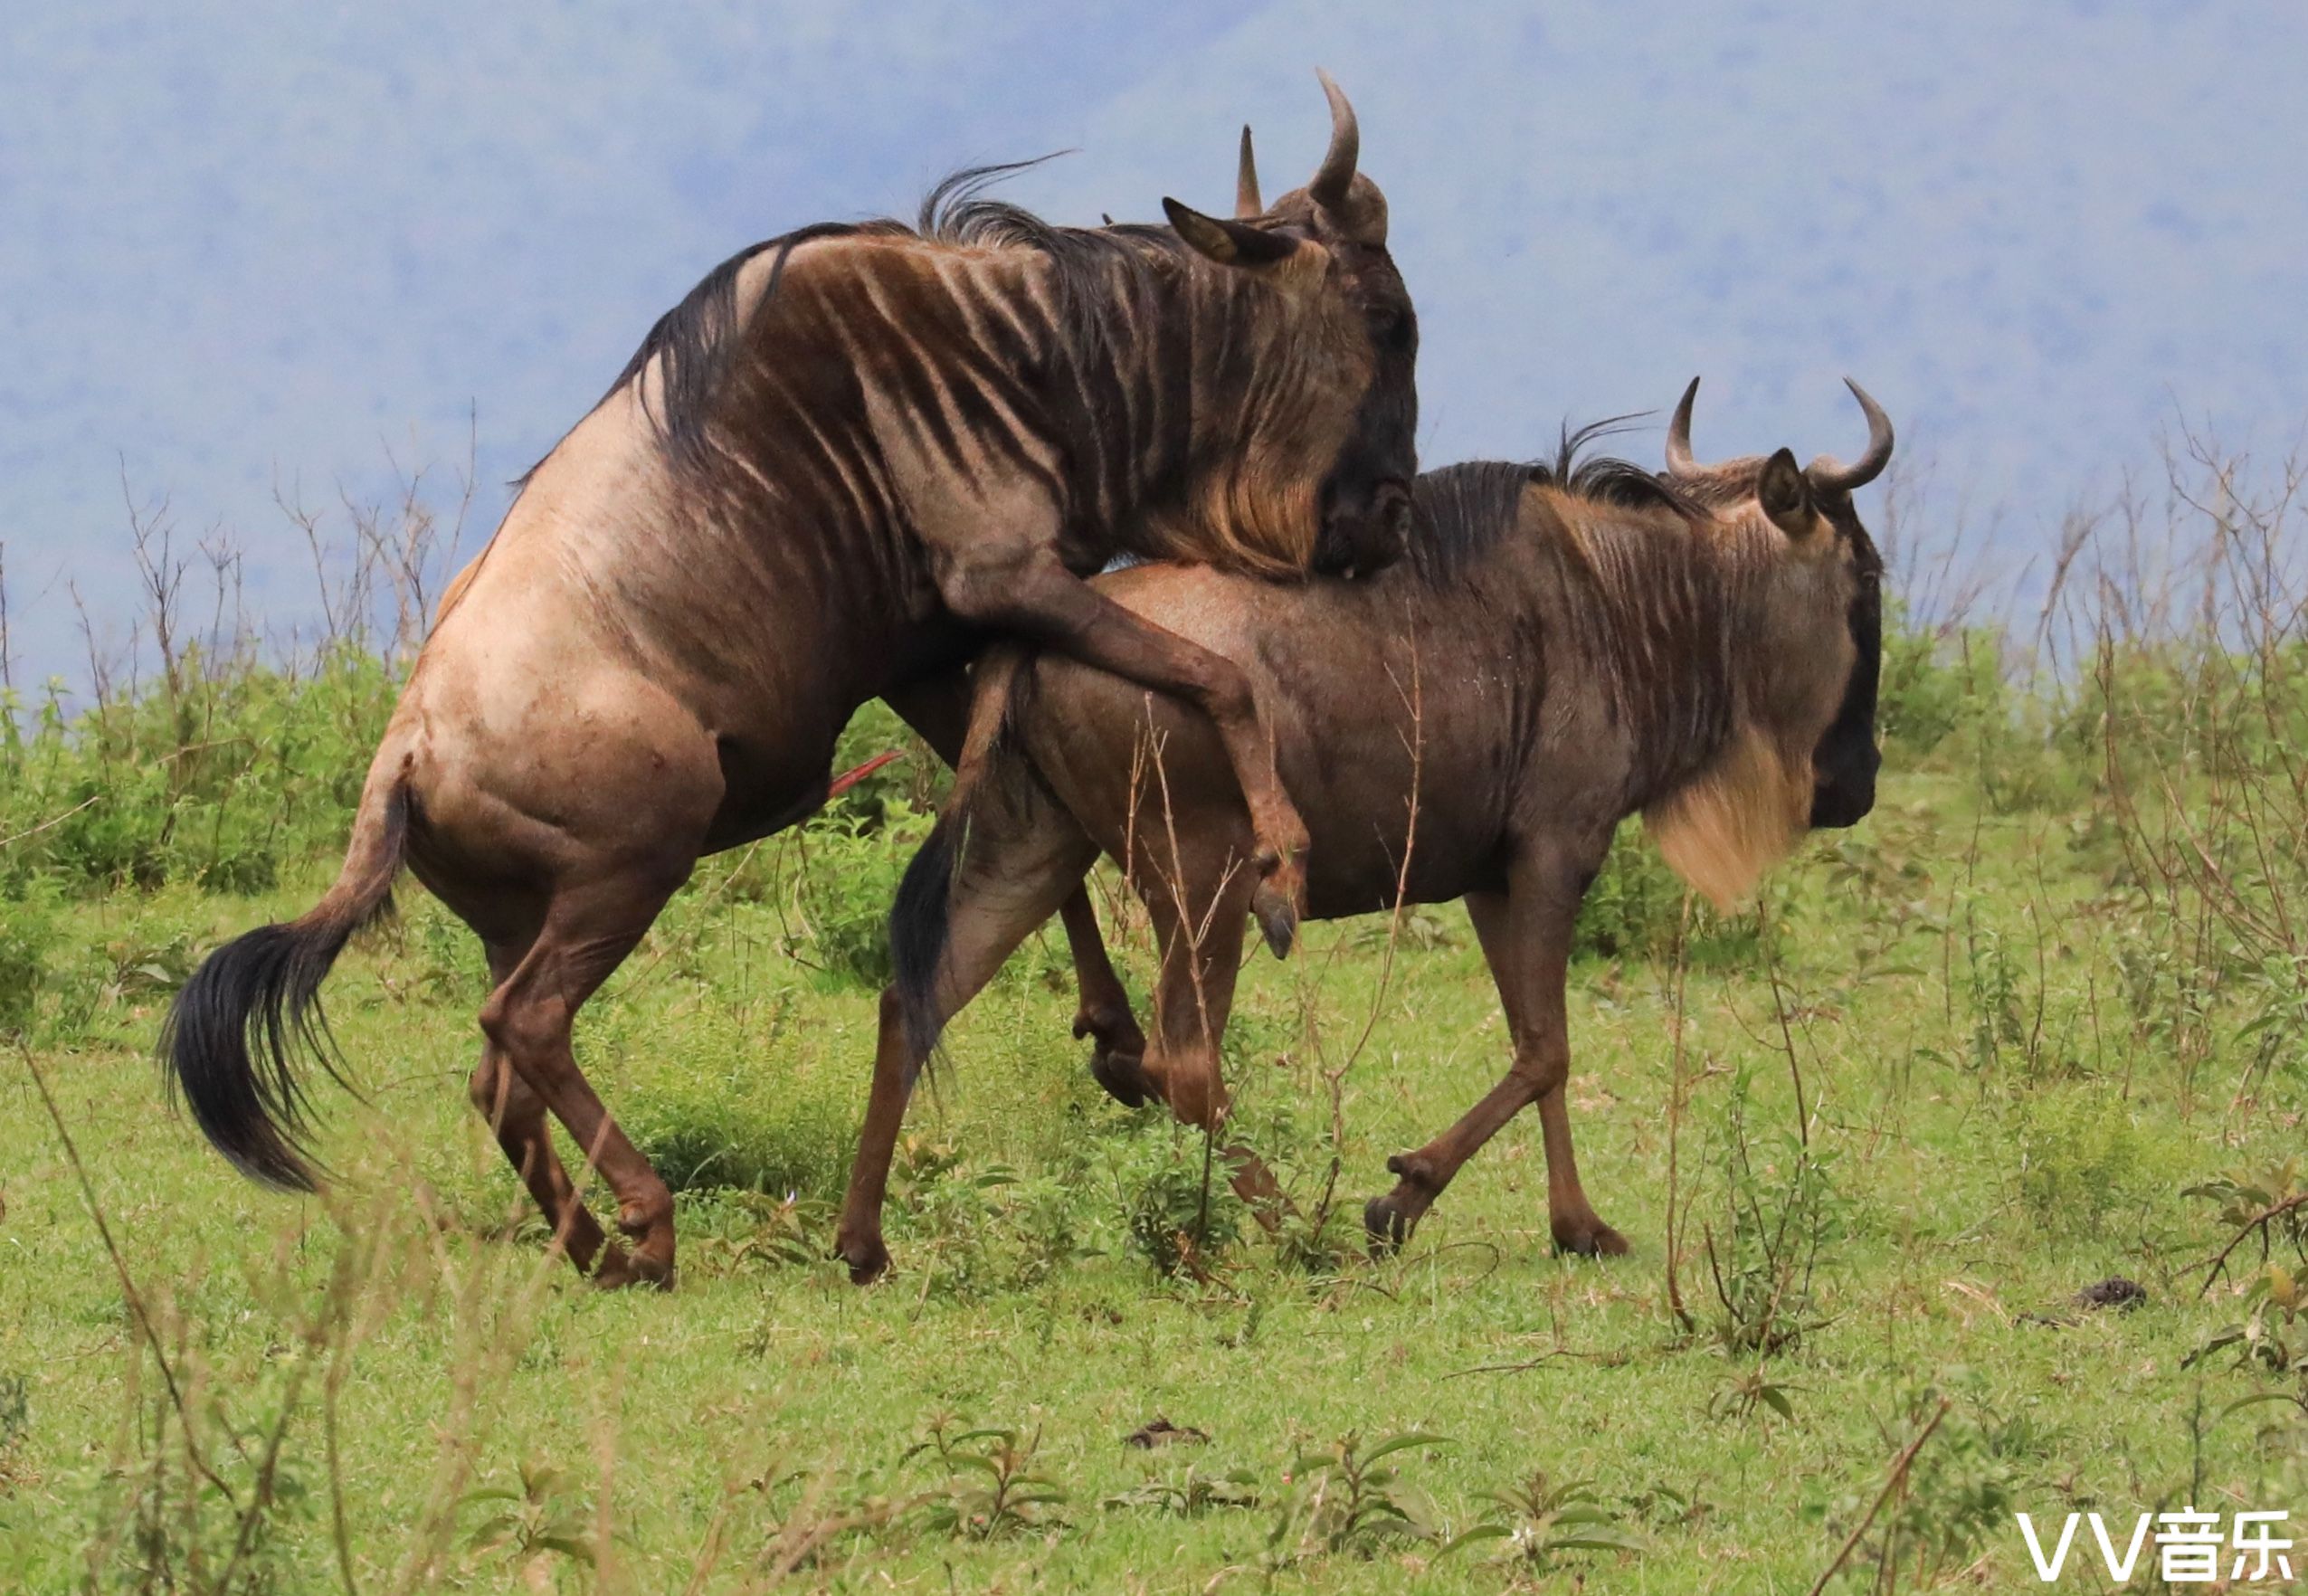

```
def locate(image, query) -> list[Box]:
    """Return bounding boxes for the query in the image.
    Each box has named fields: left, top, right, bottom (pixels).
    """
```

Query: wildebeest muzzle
left=1313, top=478, right=1413, bottom=579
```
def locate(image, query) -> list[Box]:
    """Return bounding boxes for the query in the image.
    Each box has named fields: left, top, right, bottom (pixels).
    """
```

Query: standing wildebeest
left=833, top=381, right=1891, bottom=1279
left=164, top=76, right=1420, bottom=1288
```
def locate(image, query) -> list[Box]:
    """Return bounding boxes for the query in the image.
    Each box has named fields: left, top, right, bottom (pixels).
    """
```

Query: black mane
left=537, top=160, right=1194, bottom=484
left=917, top=160, right=1192, bottom=391
left=599, top=219, right=898, bottom=474
left=1408, top=420, right=1699, bottom=584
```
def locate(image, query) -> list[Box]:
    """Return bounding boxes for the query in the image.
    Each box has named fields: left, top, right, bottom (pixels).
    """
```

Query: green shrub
left=785, top=798, right=936, bottom=991
left=2009, top=1084, right=2153, bottom=1236
left=604, top=1004, right=859, bottom=1200
left=1876, top=605, right=1975, bottom=760
left=1112, top=1126, right=1245, bottom=1278
left=1572, top=828, right=1758, bottom=965
left=0, top=886, right=58, bottom=1034
left=1, top=646, right=395, bottom=896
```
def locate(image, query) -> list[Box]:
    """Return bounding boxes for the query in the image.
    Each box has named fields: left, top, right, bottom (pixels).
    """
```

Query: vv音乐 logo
left=2014, top=1509, right=2293, bottom=1583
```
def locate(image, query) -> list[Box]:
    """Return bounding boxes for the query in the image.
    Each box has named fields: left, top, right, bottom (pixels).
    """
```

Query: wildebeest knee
left=479, top=990, right=572, bottom=1068
left=1197, top=666, right=1257, bottom=734
left=1509, top=1043, right=1570, bottom=1099
left=938, top=550, right=1048, bottom=627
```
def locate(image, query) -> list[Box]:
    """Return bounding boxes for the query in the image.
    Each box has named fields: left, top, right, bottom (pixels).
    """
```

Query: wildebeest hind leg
left=834, top=814, right=1097, bottom=1283
left=468, top=938, right=619, bottom=1278
left=481, top=869, right=691, bottom=1288
left=1057, top=889, right=1150, bottom=1107
left=1132, top=851, right=1287, bottom=1221
left=882, top=671, right=1147, bottom=1102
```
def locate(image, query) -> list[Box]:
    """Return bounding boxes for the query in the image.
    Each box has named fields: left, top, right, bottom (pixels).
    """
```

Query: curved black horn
left=1308, top=69, right=1360, bottom=209
left=1807, top=379, right=1895, bottom=493
left=1664, top=376, right=1702, bottom=475
left=1236, top=125, right=1262, bottom=218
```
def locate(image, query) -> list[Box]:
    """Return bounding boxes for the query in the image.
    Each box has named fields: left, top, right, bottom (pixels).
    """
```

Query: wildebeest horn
left=1236, top=125, right=1263, bottom=218
left=1308, top=69, right=1360, bottom=210
left=1665, top=376, right=1702, bottom=475
left=1807, top=379, right=1895, bottom=494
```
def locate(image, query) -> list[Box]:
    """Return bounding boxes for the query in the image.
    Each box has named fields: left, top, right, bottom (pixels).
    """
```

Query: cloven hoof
left=1363, top=1195, right=1411, bottom=1256
left=1088, top=1044, right=1154, bottom=1108
left=1250, top=883, right=1299, bottom=959
left=840, top=1240, right=892, bottom=1287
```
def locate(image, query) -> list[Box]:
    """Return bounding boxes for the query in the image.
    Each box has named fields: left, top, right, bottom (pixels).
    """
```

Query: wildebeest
left=832, top=381, right=1891, bottom=1279
left=163, top=75, right=1419, bottom=1288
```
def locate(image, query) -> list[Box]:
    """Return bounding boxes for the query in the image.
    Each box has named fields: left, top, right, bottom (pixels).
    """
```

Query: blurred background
left=4, top=0, right=2303, bottom=689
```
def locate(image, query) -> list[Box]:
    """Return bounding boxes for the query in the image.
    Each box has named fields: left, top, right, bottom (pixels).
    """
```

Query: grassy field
left=4, top=493, right=2307, bottom=1591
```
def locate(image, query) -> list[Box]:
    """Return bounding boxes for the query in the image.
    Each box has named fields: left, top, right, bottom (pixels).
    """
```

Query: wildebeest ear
left=1757, top=448, right=1817, bottom=540
left=1163, top=198, right=1298, bottom=268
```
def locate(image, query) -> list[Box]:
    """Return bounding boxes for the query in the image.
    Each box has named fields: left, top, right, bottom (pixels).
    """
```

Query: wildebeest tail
left=161, top=756, right=412, bottom=1191
left=888, top=645, right=1031, bottom=1059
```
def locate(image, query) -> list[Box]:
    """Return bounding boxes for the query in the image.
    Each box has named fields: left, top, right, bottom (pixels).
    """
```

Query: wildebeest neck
left=603, top=203, right=1351, bottom=590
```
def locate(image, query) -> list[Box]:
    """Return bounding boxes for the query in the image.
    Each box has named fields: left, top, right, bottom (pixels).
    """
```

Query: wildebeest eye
left=1368, top=304, right=1413, bottom=350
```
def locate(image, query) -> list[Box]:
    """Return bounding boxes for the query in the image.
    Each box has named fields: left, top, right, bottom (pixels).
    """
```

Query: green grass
left=5, top=728, right=2307, bottom=1592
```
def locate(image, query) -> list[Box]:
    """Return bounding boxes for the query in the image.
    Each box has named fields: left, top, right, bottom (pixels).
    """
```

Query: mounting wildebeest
left=833, top=381, right=1892, bottom=1280
left=163, top=74, right=1419, bottom=1288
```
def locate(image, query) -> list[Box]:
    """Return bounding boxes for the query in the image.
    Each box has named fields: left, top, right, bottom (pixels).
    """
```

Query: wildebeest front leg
left=1364, top=854, right=1626, bottom=1258
left=1131, top=844, right=1287, bottom=1220
left=942, top=551, right=1311, bottom=957
left=882, top=671, right=1148, bottom=1097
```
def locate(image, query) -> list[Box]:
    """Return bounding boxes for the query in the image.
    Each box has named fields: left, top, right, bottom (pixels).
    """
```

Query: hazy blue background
left=5, top=1, right=2303, bottom=689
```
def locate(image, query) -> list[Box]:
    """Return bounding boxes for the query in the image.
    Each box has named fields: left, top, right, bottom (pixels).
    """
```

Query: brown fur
left=837, top=399, right=1893, bottom=1280
left=164, top=81, right=1419, bottom=1293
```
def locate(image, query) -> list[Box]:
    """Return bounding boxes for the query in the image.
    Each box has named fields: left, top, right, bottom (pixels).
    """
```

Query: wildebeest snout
left=1313, top=479, right=1413, bottom=579
left=1810, top=738, right=1880, bottom=828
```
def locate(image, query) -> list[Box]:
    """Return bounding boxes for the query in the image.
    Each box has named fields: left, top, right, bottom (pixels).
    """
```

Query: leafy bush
left=2009, top=1084, right=2153, bottom=1236
left=1572, top=828, right=1758, bottom=965
left=1874, top=602, right=1980, bottom=760
left=1705, top=1065, right=1847, bottom=1359
left=784, top=799, right=936, bottom=991
left=1, top=647, right=394, bottom=896
left=1110, top=1126, right=1245, bottom=1278
left=0, top=885, right=57, bottom=1034
left=606, top=1003, right=860, bottom=1200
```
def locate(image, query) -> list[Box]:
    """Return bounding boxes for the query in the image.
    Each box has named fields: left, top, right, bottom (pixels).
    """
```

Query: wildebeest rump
left=162, top=75, right=1419, bottom=1289
left=832, top=383, right=1891, bottom=1280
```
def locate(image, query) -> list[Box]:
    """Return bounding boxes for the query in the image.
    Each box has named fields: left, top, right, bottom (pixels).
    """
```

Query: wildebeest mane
left=915, top=158, right=1196, bottom=389
left=1404, top=461, right=1541, bottom=583
left=1407, top=419, right=1700, bottom=584
left=606, top=219, right=896, bottom=473
left=546, top=158, right=1201, bottom=486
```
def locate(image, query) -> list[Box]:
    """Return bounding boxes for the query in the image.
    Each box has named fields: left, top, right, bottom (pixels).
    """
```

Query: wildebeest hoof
left=589, top=1243, right=637, bottom=1288
left=1088, top=1044, right=1153, bottom=1108
left=1363, top=1195, right=1411, bottom=1255
left=593, top=1246, right=676, bottom=1290
left=1250, top=883, right=1298, bottom=959
left=838, top=1238, right=891, bottom=1286
left=1552, top=1221, right=1629, bottom=1259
